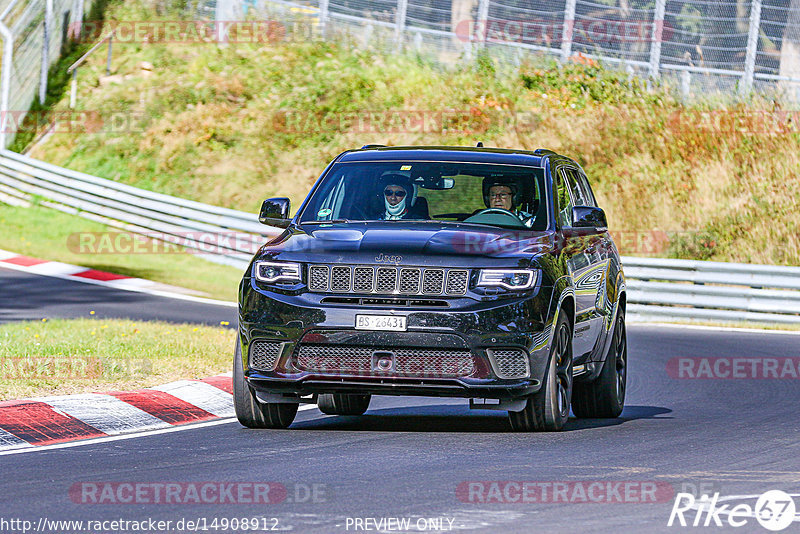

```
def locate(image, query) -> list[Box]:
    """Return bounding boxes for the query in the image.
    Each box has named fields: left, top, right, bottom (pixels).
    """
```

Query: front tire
left=317, top=394, right=371, bottom=416
left=572, top=306, right=627, bottom=418
left=508, top=312, right=573, bottom=432
left=233, top=338, right=298, bottom=429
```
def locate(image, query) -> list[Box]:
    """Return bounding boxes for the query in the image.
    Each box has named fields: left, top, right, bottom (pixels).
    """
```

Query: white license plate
left=355, top=315, right=407, bottom=331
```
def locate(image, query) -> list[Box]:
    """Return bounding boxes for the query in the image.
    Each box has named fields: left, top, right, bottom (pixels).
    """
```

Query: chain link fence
left=2, top=0, right=800, bottom=148
left=0, top=0, right=94, bottom=148
left=212, top=0, right=800, bottom=100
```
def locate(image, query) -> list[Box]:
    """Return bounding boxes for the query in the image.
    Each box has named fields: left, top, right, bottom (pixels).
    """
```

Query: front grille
left=307, top=265, right=469, bottom=296
left=295, top=345, right=475, bottom=378
left=309, top=266, right=329, bottom=291
left=331, top=266, right=351, bottom=291
left=488, top=349, right=530, bottom=379
left=249, top=340, right=283, bottom=371
left=422, top=269, right=444, bottom=294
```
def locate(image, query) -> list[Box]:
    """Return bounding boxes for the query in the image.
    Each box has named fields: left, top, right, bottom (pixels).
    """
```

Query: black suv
left=235, top=146, right=627, bottom=432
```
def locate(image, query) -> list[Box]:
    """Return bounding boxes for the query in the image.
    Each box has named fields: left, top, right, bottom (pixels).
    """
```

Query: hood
left=256, top=222, right=555, bottom=269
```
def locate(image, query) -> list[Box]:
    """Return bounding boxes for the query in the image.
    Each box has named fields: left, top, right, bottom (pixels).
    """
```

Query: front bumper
left=239, top=279, right=560, bottom=400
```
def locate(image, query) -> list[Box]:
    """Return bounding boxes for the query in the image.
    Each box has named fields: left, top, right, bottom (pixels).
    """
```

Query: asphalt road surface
left=0, top=267, right=236, bottom=325
left=2, top=268, right=800, bottom=533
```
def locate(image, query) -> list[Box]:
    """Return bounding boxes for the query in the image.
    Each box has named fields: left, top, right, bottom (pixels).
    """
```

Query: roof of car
left=337, top=146, right=547, bottom=167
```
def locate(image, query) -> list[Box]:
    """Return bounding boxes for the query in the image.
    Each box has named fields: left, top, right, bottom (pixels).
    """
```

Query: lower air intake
left=488, top=349, right=530, bottom=379
left=249, top=340, right=282, bottom=371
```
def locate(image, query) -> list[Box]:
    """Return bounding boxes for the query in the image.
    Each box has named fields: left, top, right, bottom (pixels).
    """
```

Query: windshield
left=298, top=161, right=549, bottom=231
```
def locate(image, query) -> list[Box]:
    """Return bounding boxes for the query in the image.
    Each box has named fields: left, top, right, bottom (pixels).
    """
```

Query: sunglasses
left=384, top=189, right=407, bottom=198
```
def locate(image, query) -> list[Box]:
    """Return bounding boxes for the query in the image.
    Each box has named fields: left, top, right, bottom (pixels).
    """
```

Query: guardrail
left=0, top=148, right=798, bottom=325
left=0, top=149, right=278, bottom=270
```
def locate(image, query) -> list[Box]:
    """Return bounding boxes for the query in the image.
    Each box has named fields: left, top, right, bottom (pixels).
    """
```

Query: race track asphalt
left=2, top=267, right=799, bottom=533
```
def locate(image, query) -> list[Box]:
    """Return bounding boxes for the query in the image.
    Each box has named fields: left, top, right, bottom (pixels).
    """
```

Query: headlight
left=254, top=261, right=302, bottom=283
left=477, top=269, right=538, bottom=290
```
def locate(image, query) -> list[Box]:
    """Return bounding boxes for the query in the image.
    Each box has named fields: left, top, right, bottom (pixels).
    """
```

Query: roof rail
left=533, top=149, right=557, bottom=156
left=360, top=144, right=386, bottom=149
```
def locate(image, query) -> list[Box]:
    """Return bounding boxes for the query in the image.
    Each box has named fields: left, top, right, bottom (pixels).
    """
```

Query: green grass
left=16, top=0, right=800, bottom=266
left=0, top=318, right=234, bottom=400
left=0, top=203, right=243, bottom=301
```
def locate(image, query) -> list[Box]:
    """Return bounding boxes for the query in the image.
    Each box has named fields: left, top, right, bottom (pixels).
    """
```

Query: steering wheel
left=463, top=208, right=527, bottom=228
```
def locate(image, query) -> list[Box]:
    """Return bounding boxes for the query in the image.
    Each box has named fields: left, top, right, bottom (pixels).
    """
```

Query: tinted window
left=574, top=169, right=597, bottom=207
left=555, top=169, right=574, bottom=228
left=299, top=161, right=550, bottom=231
left=564, top=169, right=589, bottom=206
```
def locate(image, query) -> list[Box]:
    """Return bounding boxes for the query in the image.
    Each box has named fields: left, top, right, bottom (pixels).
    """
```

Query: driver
left=483, top=179, right=535, bottom=227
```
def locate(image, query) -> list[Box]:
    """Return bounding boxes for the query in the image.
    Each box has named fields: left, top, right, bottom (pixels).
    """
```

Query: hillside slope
left=21, top=0, right=800, bottom=265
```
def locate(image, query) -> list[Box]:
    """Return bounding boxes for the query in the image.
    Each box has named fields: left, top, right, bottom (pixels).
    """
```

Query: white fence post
left=741, top=0, right=762, bottom=95
left=0, top=21, right=12, bottom=148
left=395, top=0, right=408, bottom=46
left=476, top=0, right=490, bottom=47
left=561, top=0, right=577, bottom=62
left=40, top=0, right=54, bottom=105
left=649, top=0, right=666, bottom=78
left=319, top=0, right=329, bottom=39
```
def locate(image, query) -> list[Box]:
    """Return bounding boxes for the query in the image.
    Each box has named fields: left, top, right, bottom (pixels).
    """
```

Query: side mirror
left=259, top=197, right=291, bottom=228
left=572, top=206, right=607, bottom=230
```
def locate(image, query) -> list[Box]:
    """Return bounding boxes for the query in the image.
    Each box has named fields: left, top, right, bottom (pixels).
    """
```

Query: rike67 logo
left=668, top=490, right=798, bottom=531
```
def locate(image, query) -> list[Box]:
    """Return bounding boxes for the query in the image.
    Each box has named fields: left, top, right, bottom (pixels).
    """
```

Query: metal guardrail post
left=648, top=0, right=666, bottom=79
left=395, top=0, right=408, bottom=46
left=560, top=0, right=576, bottom=62
left=741, top=0, right=762, bottom=95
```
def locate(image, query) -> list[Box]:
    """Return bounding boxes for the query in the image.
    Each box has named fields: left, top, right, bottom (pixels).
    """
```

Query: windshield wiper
left=302, top=219, right=352, bottom=225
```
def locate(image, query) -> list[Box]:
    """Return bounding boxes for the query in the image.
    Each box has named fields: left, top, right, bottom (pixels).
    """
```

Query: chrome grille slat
left=249, top=340, right=282, bottom=371
left=353, top=267, right=374, bottom=292
left=295, top=345, right=474, bottom=378
left=446, top=270, right=468, bottom=295
left=309, top=265, right=329, bottom=291
left=330, top=266, right=352, bottom=292
left=399, top=268, right=421, bottom=294
left=422, top=269, right=444, bottom=294
left=307, top=265, right=468, bottom=296
left=376, top=267, right=398, bottom=293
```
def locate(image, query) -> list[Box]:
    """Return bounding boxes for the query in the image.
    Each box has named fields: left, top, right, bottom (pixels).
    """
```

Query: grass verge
left=0, top=318, right=234, bottom=401
left=0, top=203, right=243, bottom=301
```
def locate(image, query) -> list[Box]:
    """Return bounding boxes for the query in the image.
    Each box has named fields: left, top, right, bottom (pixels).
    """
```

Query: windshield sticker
left=317, top=208, right=332, bottom=218
left=400, top=165, right=412, bottom=170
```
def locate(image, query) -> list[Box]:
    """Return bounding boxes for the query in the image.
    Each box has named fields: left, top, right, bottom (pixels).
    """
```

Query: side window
left=565, top=169, right=588, bottom=206
left=575, top=170, right=598, bottom=207
left=555, top=169, right=574, bottom=228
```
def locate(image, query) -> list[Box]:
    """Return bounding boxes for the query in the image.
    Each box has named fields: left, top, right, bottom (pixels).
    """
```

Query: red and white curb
left=0, top=374, right=237, bottom=451
left=0, top=248, right=235, bottom=307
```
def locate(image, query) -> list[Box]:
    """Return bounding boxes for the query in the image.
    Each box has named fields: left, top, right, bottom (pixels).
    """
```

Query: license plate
left=355, top=315, right=407, bottom=332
